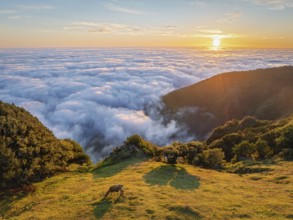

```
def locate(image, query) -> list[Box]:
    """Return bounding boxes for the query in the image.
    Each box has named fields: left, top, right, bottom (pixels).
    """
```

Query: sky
left=0, top=0, right=293, bottom=48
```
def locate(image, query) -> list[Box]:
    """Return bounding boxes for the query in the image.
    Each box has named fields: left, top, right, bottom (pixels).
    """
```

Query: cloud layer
left=247, top=0, right=293, bottom=10
left=1, top=48, right=293, bottom=161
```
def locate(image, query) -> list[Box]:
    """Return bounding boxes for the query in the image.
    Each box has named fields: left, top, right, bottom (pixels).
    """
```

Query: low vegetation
left=109, top=116, right=292, bottom=171
left=207, top=116, right=293, bottom=162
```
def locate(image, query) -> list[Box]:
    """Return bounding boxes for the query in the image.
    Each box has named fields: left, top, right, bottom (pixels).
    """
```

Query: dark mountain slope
left=162, top=66, right=293, bottom=138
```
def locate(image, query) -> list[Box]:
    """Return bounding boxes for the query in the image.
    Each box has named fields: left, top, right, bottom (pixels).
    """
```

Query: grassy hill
left=1, top=158, right=292, bottom=219
left=162, top=66, right=293, bottom=138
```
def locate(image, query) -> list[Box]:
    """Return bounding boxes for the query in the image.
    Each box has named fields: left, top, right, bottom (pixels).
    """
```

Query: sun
left=212, top=38, right=221, bottom=48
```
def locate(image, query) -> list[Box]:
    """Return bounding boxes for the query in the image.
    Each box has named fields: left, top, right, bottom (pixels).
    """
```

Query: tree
left=233, top=141, right=256, bottom=161
left=254, top=140, right=272, bottom=160
left=160, top=141, right=204, bottom=165
left=193, top=148, right=225, bottom=169
left=60, top=139, right=91, bottom=165
left=0, top=101, right=91, bottom=190
left=124, top=134, right=158, bottom=156
left=206, top=119, right=239, bottom=145
left=184, top=141, right=204, bottom=164
left=208, top=133, right=243, bottom=161
left=275, top=125, right=293, bottom=160
left=162, top=147, right=179, bottom=164
left=276, top=125, right=293, bottom=149
left=0, top=138, right=21, bottom=189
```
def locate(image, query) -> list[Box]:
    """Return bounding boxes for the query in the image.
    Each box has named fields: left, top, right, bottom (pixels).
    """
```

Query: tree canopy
left=0, top=101, right=91, bottom=190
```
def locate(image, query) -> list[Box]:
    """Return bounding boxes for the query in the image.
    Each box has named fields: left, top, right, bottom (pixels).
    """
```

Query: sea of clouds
left=1, top=48, right=293, bottom=161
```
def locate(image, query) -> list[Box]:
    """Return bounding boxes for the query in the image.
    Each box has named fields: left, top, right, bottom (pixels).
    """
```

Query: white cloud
left=8, top=15, right=20, bottom=20
left=183, top=33, right=239, bottom=39
left=17, top=5, right=54, bottom=11
left=64, top=22, right=234, bottom=38
left=0, top=4, right=53, bottom=15
left=1, top=48, right=293, bottom=162
left=246, top=0, right=293, bottom=10
left=65, top=22, right=141, bottom=35
left=64, top=22, right=181, bottom=36
left=217, top=11, right=243, bottom=24
left=198, top=29, right=223, bottom=34
left=0, top=10, right=16, bottom=15
left=189, top=1, right=208, bottom=7
left=0, top=4, right=53, bottom=20
left=103, top=3, right=146, bottom=15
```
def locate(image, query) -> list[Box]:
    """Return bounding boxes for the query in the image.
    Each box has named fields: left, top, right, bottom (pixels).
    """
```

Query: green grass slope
left=1, top=158, right=292, bottom=220
left=162, top=66, right=293, bottom=138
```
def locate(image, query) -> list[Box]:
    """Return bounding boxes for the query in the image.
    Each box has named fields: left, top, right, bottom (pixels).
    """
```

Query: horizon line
left=1, top=46, right=293, bottom=50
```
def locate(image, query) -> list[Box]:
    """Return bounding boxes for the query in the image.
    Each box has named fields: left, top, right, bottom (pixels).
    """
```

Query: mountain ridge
left=162, top=66, right=293, bottom=138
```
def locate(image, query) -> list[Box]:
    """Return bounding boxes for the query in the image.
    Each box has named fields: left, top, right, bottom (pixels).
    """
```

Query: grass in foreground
left=0, top=159, right=293, bottom=220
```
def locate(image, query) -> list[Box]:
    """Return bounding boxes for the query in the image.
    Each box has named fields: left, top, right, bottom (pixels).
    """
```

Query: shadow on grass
left=93, top=195, right=124, bottom=219
left=235, top=167, right=272, bottom=174
left=167, top=205, right=202, bottom=220
left=0, top=194, right=24, bottom=218
left=143, top=165, right=199, bottom=190
left=92, top=157, right=146, bottom=178
left=93, top=199, right=112, bottom=219
left=0, top=186, right=34, bottom=218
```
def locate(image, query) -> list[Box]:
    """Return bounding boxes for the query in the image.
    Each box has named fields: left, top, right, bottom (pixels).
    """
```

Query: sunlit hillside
left=163, top=66, right=293, bottom=138
left=1, top=158, right=292, bottom=219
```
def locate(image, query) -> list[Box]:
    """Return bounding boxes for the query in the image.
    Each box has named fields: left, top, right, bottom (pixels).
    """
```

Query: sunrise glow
left=0, top=0, right=293, bottom=48
left=212, top=38, right=221, bottom=49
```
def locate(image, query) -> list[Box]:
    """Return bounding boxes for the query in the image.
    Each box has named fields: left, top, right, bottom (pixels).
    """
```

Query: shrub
left=160, top=141, right=205, bottom=164
left=276, top=125, right=293, bottom=149
left=243, top=129, right=259, bottom=143
left=103, top=134, right=159, bottom=165
left=124, top=134, right=142, bottom=146
left=239, top=116, right=259, bottom=129
left=106, top=144, right=143, bottom=164
left=254, top=140, right=272, bottom=160
left=208, top=133, right=243, bottom=161
left=0, top=137, right=21, bottom=189
left=0, top=101, right=91, bottom=190
left=162, top=147, right=179, bottom=164
left=260, top=131, right=278, bottom=152
left=193, top=148, right=225, bottom=169
left=60, top=139, right=91, bottom=165
left=206, top=116, right=293, bottom=162
left=176, top=141, right=204, bottom=164
left=206, top=119, right=239, bottom=145
left=278, top=148, right=293, bottom=160
left=186, top=141, right=205, bottom=162
left=233, top=141, right=256, bottom=161
left=124, top=134, right=158, bottom=156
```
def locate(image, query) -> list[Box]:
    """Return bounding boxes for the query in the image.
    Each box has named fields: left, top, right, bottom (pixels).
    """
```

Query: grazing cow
left=104, top=184, right=124, bottom=199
